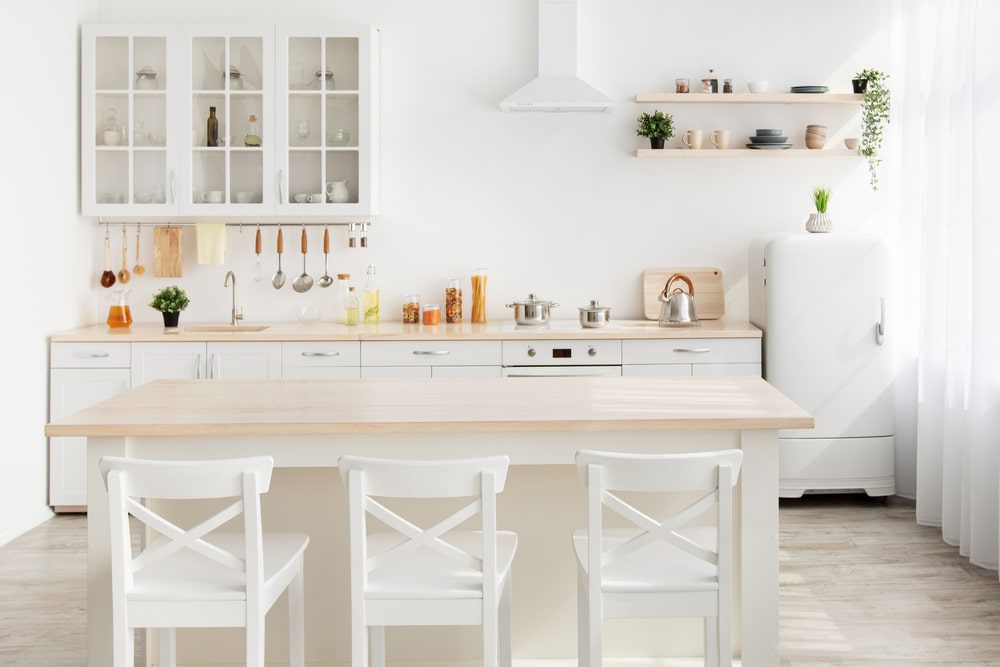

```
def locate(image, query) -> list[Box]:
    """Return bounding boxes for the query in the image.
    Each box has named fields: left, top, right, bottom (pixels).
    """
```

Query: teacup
left=201, top=190, right=224, bottom=204
left=306, top=193, right=326, bottom=203
left=293, top=194, right=308, bottom=203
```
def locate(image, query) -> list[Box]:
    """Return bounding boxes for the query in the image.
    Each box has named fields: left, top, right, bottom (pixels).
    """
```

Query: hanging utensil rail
left=95, top=218, right=372, bottom=229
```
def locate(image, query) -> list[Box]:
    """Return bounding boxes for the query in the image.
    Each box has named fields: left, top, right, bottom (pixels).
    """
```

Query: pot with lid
left=578, top=299, right=611, bottom=328
left=506, top=293, right=559, bottom=326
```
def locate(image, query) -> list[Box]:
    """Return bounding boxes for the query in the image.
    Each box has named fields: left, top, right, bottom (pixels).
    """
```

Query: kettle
left=657, top=273, right=700, bottom=327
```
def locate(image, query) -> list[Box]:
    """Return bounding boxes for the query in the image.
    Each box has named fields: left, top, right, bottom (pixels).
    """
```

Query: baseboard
left=0, top=507, right=54, bottom=547
left=178, top=660, right=739, bottom=667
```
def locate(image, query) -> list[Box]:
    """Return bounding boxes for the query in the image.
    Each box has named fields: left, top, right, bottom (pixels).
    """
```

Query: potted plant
left=636, top=110, right=674, bottom=149
left=806, top=186, right=833, bottom=233
left=854, top=68, right=891, bottom=190
left=150, top=285, right=190, bottom=328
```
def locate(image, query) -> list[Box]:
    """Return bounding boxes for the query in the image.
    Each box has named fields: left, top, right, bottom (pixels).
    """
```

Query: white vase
left=806, top=212, right=833, bottom=233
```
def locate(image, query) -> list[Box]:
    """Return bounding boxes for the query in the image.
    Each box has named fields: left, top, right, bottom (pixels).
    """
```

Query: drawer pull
left=673, top=348, right=711, bottom=353
left=302, top=351, right=341, bottom=357
left=75, top=352, right=111, bottom=358
left=412, top=350, right=450, bottom=356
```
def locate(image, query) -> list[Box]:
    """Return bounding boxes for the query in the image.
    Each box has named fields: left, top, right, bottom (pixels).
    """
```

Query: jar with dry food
left=470, top=268, right=487, bottom=323
left=445, top=278, right=462, bottom=323
left=422, top=304, right=441, bottom=325
left=402, top=295, right=421, bottom=324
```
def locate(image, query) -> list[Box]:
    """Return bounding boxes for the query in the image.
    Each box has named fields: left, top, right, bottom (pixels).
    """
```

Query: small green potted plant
left=806, top=186, right=833, bottom=233
left=636, top=110, right=674, bottom=149
left=150, top=285, right=190, bottom=328
left=854, top=68, right=891, bottom=190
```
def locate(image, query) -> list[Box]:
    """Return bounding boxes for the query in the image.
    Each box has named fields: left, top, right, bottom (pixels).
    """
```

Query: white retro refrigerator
left=749, top=234, right=894, bottom=497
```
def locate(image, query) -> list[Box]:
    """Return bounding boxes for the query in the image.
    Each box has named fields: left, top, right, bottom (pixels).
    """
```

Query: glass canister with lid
left=402, top=295, right=421, bottom=324
left=445, top=278, right=462, bottom=323
left=135, top=65, right=158, bottom=90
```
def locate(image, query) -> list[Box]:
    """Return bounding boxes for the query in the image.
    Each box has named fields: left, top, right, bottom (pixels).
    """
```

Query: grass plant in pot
left=806, top=186, right=833, bottom=233
left=636, top=110, right=674, bottom=149
left=150, top=285, right=190, bottom=328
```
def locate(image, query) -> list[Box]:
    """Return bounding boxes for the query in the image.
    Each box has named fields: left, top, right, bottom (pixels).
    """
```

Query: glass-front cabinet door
left=276, top=26, right=379, bottom=216
left=179, top=26, right=274, bottom=215
left=82, top=25, right=179, bottom=216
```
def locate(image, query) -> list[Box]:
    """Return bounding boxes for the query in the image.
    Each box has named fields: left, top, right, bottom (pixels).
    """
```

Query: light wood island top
left=46, top=376, right=811, bottom=437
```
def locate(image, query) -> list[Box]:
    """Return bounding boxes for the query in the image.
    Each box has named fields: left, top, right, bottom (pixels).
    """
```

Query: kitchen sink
left=185, top=325, right=271, bottom=333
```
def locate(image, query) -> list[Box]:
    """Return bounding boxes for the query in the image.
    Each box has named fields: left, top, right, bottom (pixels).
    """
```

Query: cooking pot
left=506, top=293, right=558, bottom=325
left=658, top=273, right=700, bottom=327
left=578, top=299, right=611, bottom=328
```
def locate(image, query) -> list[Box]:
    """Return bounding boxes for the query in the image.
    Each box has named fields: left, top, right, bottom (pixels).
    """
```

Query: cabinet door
left=361, top=366, right=432, bottom=379
left=131, top=342, right=206, bottom=385
left=622, top=364, right=692, bottom=377
left=275, top=26, right=379, bottom=216
left=691, top=363, right=762, bottom=377
left=82, top=25, right=180, bottom=216
left=207, top=342, right=281, bottom=379
left=49, top=368, right=131, bottom=507
left=179, top=26, right=275, bottom=215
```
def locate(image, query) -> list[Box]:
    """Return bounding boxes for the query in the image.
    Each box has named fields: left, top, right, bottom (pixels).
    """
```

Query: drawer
left=282, top=342, right=360, bottom=368
left=502, top=339, right=621, bottom=366
left=432, top=365, right=502, bottom=379
left=283, top=366, right=362, bottom=380
left=51, top=342, right=131, bottom=368
left=622, top=364, right=692, bottom=378
left=361, top=366, right=433, bottom=379
left=361, top=341, right=501, bottom=367
left=622, top=338, right=760, bottom=365
left=691, top=363, right=762, bottom=378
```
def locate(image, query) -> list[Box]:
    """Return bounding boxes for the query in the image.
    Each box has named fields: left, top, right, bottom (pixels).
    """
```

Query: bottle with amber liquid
left=207, top=106, right=219, bottom=147
left=106, top=289, right=133, bottom=331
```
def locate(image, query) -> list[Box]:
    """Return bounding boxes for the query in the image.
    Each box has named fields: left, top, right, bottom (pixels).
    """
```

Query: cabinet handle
left=412, top=350, right=450, bottom=356
left=673, top=348, right=711, bottom=353
left=277, top=169, right=284, bottom=204
left=169, top=170, right=175, bottom=204
left=876, top=296, right=886, bottom=346
left=195, top=353, right=201, bottom=379
left=302, top=351, right=340, bottom=357
left=75, top=352, right=110, bottom=358
left=207, top=354, right=214, bottom=379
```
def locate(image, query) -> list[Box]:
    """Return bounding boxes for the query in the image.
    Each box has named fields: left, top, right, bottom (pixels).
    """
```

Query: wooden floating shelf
left=635, top=92, right=863, bottom=105
left=635, top=149, right=861, bottom=159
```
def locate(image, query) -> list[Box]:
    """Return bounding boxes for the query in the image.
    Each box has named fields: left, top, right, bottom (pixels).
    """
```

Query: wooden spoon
left=133, top=226, right=145, bottom=276
left=100, top=228, right=116, bottom=288
left=117, top=226, right=131, bottom=284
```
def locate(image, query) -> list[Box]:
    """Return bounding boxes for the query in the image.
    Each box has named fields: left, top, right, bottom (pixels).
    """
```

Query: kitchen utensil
left=292, top=227, right=313, bottom=293
left=272, top=227, right=286, bottom=289
left=578, top=299, right=611, bottom=328
left=642, top=267, right=724, bottom=320
left=657, top=273, right=699, bottom=327
left=254, top=226, right=263, bottom=283
left=152, top=227, right=182, bottom=277
left=318, top=227, right=334, bottom=288
left=100, top=227, right=116, bottom=288
left=506, top=293, right=559, bottom=326
left=117, top=226, right=131, bottom=284
left=133, top=227, right=145, bottom=276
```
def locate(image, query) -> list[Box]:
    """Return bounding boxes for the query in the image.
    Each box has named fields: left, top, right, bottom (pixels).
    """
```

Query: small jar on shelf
left=675, top=78, right=690, bottom=94
left=402, top=295, right=421, bottom=324
left=445, top=278, right=462, bottom=323
left=422, top=304, right=441, bottom=325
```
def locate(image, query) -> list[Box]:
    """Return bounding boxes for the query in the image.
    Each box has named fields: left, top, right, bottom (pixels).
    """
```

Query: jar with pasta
left=470, top=268, right=487, bottom=323
left=445, top=278, right=462, bottom=323
left=402, top=295, right=421, bottom=324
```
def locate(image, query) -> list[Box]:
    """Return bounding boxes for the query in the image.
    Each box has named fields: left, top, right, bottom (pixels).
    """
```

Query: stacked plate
left=747, top=128, right=791, bottom=150
left=790, top=85, right=829, bottom=94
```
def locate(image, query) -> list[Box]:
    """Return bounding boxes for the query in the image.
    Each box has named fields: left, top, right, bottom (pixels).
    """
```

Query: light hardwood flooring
left=1, top=497, right=998, bottom=666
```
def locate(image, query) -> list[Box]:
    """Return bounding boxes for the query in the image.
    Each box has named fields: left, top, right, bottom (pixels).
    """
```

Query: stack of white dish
left=747, top=129, right=791, bottom=150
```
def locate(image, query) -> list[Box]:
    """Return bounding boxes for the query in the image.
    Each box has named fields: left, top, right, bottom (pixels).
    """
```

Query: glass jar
left=422, top=304, right=441, bottom=325
left=336, top=273, right=351, bottom=323
left=344, top=287, right=359, bottom=326
left=403, top=295, right=421, bottom=324
left=135, top=65, right=158, bottom=91
left=363, top=265, right=380, bottom=324
left=470, top=268, right=487, bottom=323
left=445, top=278, right=462, bottom=323
left=675, top=78, right=690, bottom=94
left=106, top=289, right=132, bottom=330
left=723, top=78, right=733, bottom=94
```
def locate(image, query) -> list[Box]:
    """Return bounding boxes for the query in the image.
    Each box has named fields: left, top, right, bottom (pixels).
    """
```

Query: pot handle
left=549, top=302, right=559, bottom=308
left=663, top=273, right=695, bottom=296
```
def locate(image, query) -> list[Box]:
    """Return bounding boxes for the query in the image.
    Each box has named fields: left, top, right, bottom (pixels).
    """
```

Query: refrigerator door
left=762, top=235, right=893, bottom=439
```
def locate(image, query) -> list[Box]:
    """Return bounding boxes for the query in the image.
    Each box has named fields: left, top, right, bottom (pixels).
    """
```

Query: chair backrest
left=100, top=456, right=274, bottom=604
left=339, top=455, right=509, bottom=605
left=575, top=449, right=742, bottom=580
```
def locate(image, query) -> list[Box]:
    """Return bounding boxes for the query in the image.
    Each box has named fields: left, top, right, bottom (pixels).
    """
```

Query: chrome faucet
left=224, top=271, right=244, bottom=326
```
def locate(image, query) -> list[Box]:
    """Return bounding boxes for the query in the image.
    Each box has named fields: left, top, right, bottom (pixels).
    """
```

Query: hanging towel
left=196, top=221, right=227, bottom=265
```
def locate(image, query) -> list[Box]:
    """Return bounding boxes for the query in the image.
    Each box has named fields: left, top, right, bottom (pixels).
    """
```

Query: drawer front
left=283, top=342, right=361, bottom=368
left=502, top=340, right=622, bottom=366
left=622, top=338, right=760, bottom=365
left=691, top=362, right=762, bottom=378
left=51, top=342, right=131, bottom=368
left=361, top=366, right=433, bottom=379
left=432, top=365, right=502, bottom=379
left=361, top=341, right=501, bottom=367
left=283, top=366, right=362, bottom=380
left=622, top=364, right=692, bottom=378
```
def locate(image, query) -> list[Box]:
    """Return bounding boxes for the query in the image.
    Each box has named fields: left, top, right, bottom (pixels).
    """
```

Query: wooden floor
left=1, top=496, right=998, bottom=666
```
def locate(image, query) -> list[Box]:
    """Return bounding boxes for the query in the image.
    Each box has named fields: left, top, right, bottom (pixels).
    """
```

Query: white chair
left=574, top=449, right=743, bottom=667
left=101, top=456, right=309, bottom=667
left=339, top=455, right=516, bottom=667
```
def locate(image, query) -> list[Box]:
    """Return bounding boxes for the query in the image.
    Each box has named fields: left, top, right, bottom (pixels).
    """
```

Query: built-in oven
left=501, top=339, right=622, bottom=377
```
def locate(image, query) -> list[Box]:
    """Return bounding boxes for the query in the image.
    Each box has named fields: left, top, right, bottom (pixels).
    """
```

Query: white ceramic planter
left=806, top=212, right=833, bottom=233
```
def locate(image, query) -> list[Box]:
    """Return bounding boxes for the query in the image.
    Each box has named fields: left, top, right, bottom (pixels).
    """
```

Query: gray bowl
left=756, top=129, right=784, bottom=136
left=749, top=135, right=790, bottom=144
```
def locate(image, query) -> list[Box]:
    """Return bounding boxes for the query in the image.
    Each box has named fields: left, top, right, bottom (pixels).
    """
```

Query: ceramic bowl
left=749, top=135, right=789, bottom=144
left=748, top=80, right=769, bottom=93
left=134, top=192, right=152, bottom=204
left=756, top=129, right=783, bottom=137
left=235, top=191, right=255, bottom=204
left=296, top=306, right=322, bottom=324
left=844, top=137, right=860, bottom=150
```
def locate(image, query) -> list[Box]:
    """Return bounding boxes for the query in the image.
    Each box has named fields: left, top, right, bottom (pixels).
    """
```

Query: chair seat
left=366, top=530, right=517, bottom=600
left=129, top=533, right=309, bottom=602
left=573, top=527, right=718, bottom=593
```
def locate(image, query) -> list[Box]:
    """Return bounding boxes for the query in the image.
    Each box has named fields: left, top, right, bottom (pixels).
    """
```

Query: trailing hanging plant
left=812, top=186, right=832, bottom=213
left=855, top=68, right=890, bottom=190
left=636, top=110, right=675, bottom=148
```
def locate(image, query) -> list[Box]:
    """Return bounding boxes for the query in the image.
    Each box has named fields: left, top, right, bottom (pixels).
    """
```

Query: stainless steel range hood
left=500, top=0, right=615, bottom=112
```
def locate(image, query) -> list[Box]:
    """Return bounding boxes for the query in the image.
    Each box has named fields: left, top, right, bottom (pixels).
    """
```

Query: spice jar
left=402, top=295, right=421, bottom=324
left=723, top=78, right=733, bottom=94
left=422, top=304, right=441, bottom=325
left=445, top=278, right=462, bottom=323
left=675, top=78, right=690, bottom=94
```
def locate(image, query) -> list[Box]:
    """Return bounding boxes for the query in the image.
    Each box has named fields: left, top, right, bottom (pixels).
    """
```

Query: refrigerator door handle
left=876, top=297, right=886, bottom=345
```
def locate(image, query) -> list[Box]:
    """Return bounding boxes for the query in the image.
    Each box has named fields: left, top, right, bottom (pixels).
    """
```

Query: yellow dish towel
left=196, top=221, right=227, bottom=265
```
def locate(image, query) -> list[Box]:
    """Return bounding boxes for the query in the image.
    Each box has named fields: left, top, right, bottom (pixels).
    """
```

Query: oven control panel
left=501, top=340, right=622, bottom=366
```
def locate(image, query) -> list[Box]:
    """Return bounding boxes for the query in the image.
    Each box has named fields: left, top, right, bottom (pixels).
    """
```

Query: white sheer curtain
left=889, top=0, right=1000, bottom=574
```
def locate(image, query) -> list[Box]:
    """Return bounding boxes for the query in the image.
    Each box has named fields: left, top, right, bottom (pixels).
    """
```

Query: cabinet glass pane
left=192, top=37, right=225, bottom=90
left=192, top=152, right=226, bottom=204
left=95, top=94, right=129, bottom=147
left=193, top=95, right=225, bottom=147
left=230, top=37, right=263, bottom=91
left=231, top=151, right=263, bottom=204
left=133, top=36, right=167, bottom=91
left=288, top=37, right=321, bottom=91
left=231, top=94, right=264, bottom=148
left=288, top=95, right=321, bottom=147
left=325, top=151, right=359, bottom=204
left=133, top=152, right=167, bottom=205
left=289, top=151, right=321, bottom=204
left=95, top=36, right=128, bottom=90
left=325, top=38, right=358, bottom=91
left=133, top=95, right=166, bottom=147
left=96, top=152, right=128, bottom=204
left=325, top=95, right=358, bottom=147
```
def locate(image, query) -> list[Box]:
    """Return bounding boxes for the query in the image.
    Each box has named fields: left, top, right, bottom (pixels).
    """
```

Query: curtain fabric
left=890, top=0, right=1000, bottom=573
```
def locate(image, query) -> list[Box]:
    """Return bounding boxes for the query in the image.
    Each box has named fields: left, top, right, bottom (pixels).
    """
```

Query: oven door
left=501, top=366, right=622, bottom=378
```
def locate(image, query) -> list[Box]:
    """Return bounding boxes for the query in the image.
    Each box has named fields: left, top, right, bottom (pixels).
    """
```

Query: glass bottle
left=363, top=265, right=380, bottom=324
left=244, top=114, right=261, bottom=147
left=336, top=273, right=351, bottom=323
left=106, top=289, right=133, bottom=330
left=445, top=278, right=462, bottom=323
left=470, top=268, right=488, bottom=323
left=344, top=287, right=359, bottom=325
left=207, top=106, right=219, bottom=147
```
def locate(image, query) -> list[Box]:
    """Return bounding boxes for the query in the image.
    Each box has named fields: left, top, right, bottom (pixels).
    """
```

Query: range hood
left=500, top=0, right=615, bottom=112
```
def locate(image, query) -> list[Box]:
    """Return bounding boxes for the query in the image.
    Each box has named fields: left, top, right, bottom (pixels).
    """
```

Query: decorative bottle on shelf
left=336, top=273, right=351, bottom=323
left=207, top=106, right=219, bottom=147
left=344, top=287, right=359, bottom=326
left=244, top=114, right=261, bottom=147
left=363, top=265, right=380, bottom=324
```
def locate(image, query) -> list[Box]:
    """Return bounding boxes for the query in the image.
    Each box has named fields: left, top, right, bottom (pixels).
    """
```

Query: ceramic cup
left=844, top=137, right=860, bottom=150
left=748, top=80, right=769, bottom=93
left=682, top=129, right=704, bottom=150
left=201, top=190, right=224, bottom=204
left=102, top=130, right=121, bottom=146
left=294, top=194, right=308, bottom=203
left=306, top=193, right=326, bottom=203
left=235, top=191, right=254, bottom=204
left=710, top=129, right=731, bottom=149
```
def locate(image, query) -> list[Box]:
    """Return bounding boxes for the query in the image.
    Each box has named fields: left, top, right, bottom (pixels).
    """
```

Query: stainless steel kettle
left=657, top=273, right=700, bottom=327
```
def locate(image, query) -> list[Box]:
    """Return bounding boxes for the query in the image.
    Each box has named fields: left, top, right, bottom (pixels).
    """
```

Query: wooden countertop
left=50, top=319, right=761, bottom=342
left=45, top=376, right=811, bottom=437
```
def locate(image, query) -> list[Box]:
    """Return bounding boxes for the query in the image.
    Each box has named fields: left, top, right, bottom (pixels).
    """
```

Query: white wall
left=0, top=0, right=99, bottom=544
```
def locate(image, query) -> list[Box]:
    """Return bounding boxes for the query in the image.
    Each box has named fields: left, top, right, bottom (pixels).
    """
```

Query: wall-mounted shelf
left=634, top=93, right=863, bottom=105
left=635, top=148, right=861, bottom=159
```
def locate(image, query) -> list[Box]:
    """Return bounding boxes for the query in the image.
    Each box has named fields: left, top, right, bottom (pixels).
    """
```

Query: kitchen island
left=46, top=376, right=811, bottom=666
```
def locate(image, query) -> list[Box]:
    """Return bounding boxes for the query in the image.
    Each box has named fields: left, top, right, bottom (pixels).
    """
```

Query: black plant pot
left=852, top=78, right=869, bottom=94
left=649, top=137, right=665, bottom=149
left=162, top=311, right=180, bottom=328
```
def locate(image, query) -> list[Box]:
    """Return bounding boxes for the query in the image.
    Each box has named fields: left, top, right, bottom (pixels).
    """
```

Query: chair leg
left=158, top=628, right=176, bottom=667
left=499, top=574, right=512, bottom=667
left=587, top=578, right=602, bottom=667
left=246, top=612, right=266, bottom=667
left=483, top=597, right=498, bottom=667
left=704, top=617, right=719, bottom=667
left=370, top=626, right=386, bottom=667
left=719, top=607, right=732, bottom=667
left=289, top=565, right=305, bottom=667
left=576, top=570, right=589, bottom=667
left=113, top=625, right=134, bottom=667
left=352, top=623, right=367, bottom=667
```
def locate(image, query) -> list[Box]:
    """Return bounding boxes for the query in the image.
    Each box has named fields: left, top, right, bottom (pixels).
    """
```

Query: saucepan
left=506, top=293, right=559, bottom=325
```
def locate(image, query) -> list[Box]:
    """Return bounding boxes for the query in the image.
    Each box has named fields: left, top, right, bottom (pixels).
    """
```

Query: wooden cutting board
left=643, top=267, right=725, bottom=320
left=153, top=227, right=183, bottom=277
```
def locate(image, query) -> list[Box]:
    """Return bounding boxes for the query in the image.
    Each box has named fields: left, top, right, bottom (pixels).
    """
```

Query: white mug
left=710, top=129, right=731, bottom=149
left=200, top=190, right=224, bottom=204
left=682, top=130, right=704, bottom=150
left=306, top=193, right=325, bottom=203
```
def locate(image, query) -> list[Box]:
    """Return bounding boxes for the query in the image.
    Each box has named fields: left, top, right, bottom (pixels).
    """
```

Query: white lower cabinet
left=433, top=365, right=503, bottom=379
left=208, top=342, right=282, bottom=379
left=361, top=366, right=433, bottom=379
left=622, top=364, right=692, bottom=377
left=692, top=362, right=762, bottom=377
left=282, top=342, right=361, bottom=379
left=131, top=342, right=206, bottom=385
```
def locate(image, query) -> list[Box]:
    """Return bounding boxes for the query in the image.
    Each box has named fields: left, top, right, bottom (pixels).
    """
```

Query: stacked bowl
left=747, top=128, right=791, bottom=150
left=806, top=124, right=827, bottom=149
